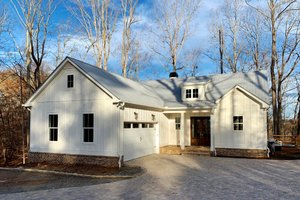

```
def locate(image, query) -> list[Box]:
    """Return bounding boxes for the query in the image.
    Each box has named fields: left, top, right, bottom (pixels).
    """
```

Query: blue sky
left=3, top=0, right=223, bottom=80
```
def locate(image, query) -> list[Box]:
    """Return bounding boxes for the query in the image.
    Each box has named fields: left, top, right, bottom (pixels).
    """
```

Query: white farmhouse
left=24, top=57, right=270, bottom=167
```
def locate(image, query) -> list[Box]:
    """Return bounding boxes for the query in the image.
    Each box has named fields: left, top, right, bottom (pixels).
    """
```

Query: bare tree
left=207, top=0, right=249, bottom=73
left=10, top=0, right=57, bottom=91
left=246, top=0, right=300, bottom=135
left=152, top=0, right=201, bottom=72
left=70, top=0, right=117, bottom=70
left=0, top=3, right=6, bottom=50
left=218, top=28, right=225, bottom=74
left=241, top=9, right=269, bottom=71
left=121, top=0, right=138, bottom=78
left=126, top=39, right=151, bottom=80
left=54, top=22, right=79, bottom=66
left=183, top=49, right=202, bottom=77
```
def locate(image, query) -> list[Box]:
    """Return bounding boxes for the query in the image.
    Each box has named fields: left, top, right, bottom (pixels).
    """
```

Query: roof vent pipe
left=169, top=72, right=178, bottom=79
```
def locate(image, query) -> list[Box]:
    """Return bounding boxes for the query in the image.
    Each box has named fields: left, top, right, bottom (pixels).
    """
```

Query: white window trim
left=233, top=116, right=243, bottom=131
left=82, top=113, right=95, bottom=143
left=67, top=74, right=75, bottom=89
left=49, top=113, right=58, bottom=142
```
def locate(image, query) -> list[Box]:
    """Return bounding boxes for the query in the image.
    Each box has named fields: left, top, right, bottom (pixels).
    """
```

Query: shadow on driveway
left=0, top=170, right=126, bottom=194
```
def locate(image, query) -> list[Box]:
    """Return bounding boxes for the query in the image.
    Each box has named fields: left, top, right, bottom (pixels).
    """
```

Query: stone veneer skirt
left=215, top=148, right=268, bottom=158
left=29, top=152, right=121, bottom=168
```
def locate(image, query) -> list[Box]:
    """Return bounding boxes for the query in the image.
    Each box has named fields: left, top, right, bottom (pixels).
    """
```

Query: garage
left=123, top=122, right=157, bottom=161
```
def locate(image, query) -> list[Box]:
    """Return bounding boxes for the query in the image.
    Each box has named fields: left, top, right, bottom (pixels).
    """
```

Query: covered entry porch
left=163, top=109, right=214, bottom=152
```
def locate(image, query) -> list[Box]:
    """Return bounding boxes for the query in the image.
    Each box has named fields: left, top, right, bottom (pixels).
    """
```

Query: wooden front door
left=191, top=117, right=210, bottom=146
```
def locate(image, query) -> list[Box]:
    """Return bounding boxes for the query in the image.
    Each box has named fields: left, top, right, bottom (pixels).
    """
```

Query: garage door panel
left=123, top=125, right=156, bottom=161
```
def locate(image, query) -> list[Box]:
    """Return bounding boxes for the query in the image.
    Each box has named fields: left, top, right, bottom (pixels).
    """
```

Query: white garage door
left=123, top=122, right=157, bottom=161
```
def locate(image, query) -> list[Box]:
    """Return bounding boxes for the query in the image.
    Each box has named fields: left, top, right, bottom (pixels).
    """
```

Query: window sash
left=233, top=116, right=243, bottom=130
left=186, top=89, right=192, bottom=98
left=83, top=114, right=94, bottom=128
left=49, top=128, right=58, bottom=141
left=83, top=128, right=94, bottom=142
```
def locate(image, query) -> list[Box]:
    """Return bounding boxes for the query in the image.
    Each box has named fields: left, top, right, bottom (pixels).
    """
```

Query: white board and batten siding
left=30, top=62, right=120, bottom=157
left=122, top=108, right=169, bottom=161
left=211, top=88, right=268, bottom=150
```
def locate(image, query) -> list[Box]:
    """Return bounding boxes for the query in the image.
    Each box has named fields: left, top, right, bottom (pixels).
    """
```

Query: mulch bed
left=0, top=161, right=144, bottom=177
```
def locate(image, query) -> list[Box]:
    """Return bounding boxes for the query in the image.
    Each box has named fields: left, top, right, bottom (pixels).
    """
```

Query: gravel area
left=1, top=154, right=300, bottom=200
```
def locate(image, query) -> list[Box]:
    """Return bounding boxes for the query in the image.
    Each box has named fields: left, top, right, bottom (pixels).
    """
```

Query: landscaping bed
left=0, top=161, right=144, bottom=177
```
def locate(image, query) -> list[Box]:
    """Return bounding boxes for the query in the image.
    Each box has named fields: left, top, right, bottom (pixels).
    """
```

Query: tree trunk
left=277, top=80, right=283, bottom=135
left=270, top=0, right=278, bottom=135
left=297, top=93, right=300, bottom=135
left=25, top=30, right=32, bottom=96
left=219, top=28, right=224, bottom=74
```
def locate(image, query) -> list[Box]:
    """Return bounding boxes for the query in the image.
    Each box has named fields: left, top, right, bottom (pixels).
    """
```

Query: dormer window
left=193, top=89, right=198, bottom=98
left=67, top=75, right=74, bottom=88
left=186, top=89, right=192, bottom=98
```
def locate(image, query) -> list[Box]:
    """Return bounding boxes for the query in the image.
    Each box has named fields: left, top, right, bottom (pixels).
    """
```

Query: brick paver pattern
left=1, top=154, right=300, bottom=200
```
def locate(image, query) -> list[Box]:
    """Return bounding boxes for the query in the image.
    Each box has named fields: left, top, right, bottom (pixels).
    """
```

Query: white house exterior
left=24, top=57, right=270, bottom=167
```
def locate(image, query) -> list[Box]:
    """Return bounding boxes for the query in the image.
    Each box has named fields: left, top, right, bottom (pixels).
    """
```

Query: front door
left=191, top=117, right=210, bottom=146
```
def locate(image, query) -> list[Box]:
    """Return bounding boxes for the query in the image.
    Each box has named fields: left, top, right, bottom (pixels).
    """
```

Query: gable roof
left=24, top=57, right=164, bottom=109
left=68, top=57, right=165, bottom=108
left=24, top=57, right=270, bottom=110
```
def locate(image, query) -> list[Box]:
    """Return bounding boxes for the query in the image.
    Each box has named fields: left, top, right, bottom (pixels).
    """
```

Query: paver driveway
left=1, top=154, right=300, bottom=200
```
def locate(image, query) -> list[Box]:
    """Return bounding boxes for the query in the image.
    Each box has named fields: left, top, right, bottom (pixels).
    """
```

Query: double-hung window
left=233, top=116, right=243, bottom=131
left=83, top=114, right=94, bottom=142
left=49, top=114, right=58, bottom=141
left=175, top=117, right=181, bottom=130
left=67, top=75, right=74, bottom=88
left=186, top=89, right=192, bottom=98
left=193, top=89, right=199, bottom=98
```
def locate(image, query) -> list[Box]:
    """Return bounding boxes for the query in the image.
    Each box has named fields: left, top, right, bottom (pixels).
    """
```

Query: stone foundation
left=215, top=148, right=268, bottom=158
left=29, top=152, right=121, bottom=168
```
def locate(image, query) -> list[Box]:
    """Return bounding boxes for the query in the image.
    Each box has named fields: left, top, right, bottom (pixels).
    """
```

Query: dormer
left=181, top=82, right=206, bottom=101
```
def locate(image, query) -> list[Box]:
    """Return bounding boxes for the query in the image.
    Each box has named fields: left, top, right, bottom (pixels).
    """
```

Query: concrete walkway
left=1, top=154, right=300, bottom=200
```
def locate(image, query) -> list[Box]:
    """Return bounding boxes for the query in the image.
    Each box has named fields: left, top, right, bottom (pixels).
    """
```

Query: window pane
left=132, top=123, right=139, bottom=128
left=175, top=117, right=180, bottom=123
left=239, top=116, right=243, bottom=123
left=234, top=124, right=239, bottom=130
left=124, top=122, right=131, bottom=128
left=149, top=124, right=154, bottom=128
left=88, top=114, right=94, bottom=127
left=176, top=124, right=180, bottom=130
left=84, top=129, right=89, bottom=142
left=142, top=123, right=147, bottom=128
left=53, top=115, right=58, bottom=127
left=233, top=117, right=238, bottom=123
left=239, top=124, right=243, bottom=130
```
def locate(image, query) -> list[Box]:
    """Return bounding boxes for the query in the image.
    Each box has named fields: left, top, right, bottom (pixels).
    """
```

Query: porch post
left=180, top=112, right=185, bottom=150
